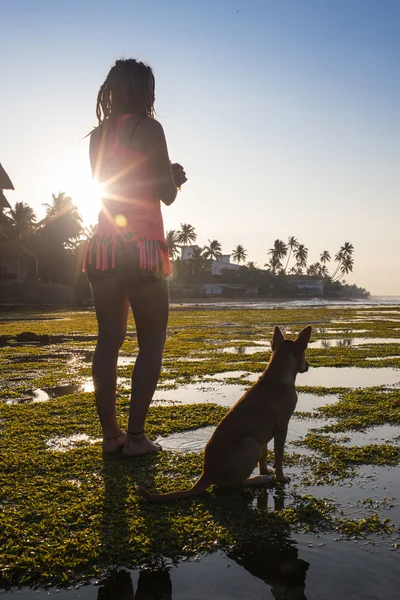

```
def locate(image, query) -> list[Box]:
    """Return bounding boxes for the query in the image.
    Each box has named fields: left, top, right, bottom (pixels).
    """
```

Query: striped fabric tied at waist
left=82, top=232, right=171, bottom=276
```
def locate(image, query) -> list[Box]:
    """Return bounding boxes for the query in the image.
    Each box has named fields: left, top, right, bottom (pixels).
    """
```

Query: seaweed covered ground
left=0, top=304, right=400, bottom=594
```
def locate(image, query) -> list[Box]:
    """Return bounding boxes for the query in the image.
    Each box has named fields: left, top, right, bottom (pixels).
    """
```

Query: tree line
left=1, top=195, right=365, bottom=296
left=166, top=224, right=355, bottom=283
left=1, top=193, right=86, bottom=284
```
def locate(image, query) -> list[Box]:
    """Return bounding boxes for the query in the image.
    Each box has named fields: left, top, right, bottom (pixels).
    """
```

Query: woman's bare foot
left=102, top=430, right=127, bottom=453
left=123, top=432, right=162, bottom=456
left=260, top=466, right=275, bottom=476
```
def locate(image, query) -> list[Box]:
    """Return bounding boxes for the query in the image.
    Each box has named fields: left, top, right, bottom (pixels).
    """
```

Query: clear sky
left=1, top=0, right=399, bottom=294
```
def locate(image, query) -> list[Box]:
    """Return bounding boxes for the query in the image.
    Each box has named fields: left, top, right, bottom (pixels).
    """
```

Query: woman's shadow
left=100, top=453, right=172, bottom=599
left=100, top=456, right=309, bottom=600
left=97, top=568, right=172, bottom=600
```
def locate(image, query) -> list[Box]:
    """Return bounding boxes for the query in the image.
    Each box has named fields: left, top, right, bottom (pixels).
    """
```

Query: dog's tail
left=136, top=474, right=210, bottom=503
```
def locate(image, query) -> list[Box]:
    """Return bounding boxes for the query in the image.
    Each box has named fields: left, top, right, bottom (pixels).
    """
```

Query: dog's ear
left=271, top=326, right=285, bottom=351
left=294, top=326, right=312, bottom=351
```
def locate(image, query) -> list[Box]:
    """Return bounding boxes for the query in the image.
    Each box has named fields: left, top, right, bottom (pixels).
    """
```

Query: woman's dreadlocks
left=95, top=59, right=155, bottom=125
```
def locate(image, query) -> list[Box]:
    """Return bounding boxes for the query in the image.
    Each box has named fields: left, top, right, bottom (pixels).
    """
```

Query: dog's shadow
left=100, top=457, right=309, bottom=600
left=205, top=486, right=309, bottom=600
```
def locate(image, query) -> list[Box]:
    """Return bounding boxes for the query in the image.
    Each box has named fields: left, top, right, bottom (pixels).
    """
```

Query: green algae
left=314, top=388, right=400, bottom=432
left=295, top=432, right=400, bottom=466
left=1, top=305, right=400, bottom=586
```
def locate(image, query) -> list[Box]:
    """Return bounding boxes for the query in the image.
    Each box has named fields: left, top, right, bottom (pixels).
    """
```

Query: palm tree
left=231, top=244, right=247, bottom=266
left=266, top=254, right=283, bottom=274
left=293, top=244, right=308, bottom=274
left=284, top=236, right=299, bottom=272
left=39, top=192, right=83, bottom=248
left=308, top=262, right=328, bottom=277
left=5, top=202, right=36, bottom=241
left=320, top=250, right=331, bottom=265
left=307, top=263, right=319, bottom=276
left=331, top=242, right=354, bottom=280
left=341, top=242, right=354, bottom=257
left=188, top=246, right=209, bottom=278
left=319, top=264, right=329, bottom=278
left=335, top=255, right=354, bottom=282
left=165, top=229, right=180, bottom=259
left=246, top=261, right=257, bottom=270
left=266, top=239, right=287, bottom=274
left=176, top=223, right=197, bottom=247
left=203, top=239, right=223, bottom=262
left=331, top=249, right=344, bottom=279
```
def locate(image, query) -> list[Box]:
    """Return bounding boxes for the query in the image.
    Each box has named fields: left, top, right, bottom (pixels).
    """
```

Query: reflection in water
left=96, top=548, right=307, bottom=600
left=232, top=546, right=308, bottom=600
left=98, top=465, right=309, bottom=600
left=321, top=338, right=352, bottom=348
left=97, top=569, right=172, bottom=600
left=224, top=489, right=309, bottom=600
left=135, top=570, right=172, bottom=600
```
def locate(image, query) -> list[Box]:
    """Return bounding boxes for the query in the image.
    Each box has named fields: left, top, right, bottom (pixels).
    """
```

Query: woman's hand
left=171, top=163, right=187, bottom=189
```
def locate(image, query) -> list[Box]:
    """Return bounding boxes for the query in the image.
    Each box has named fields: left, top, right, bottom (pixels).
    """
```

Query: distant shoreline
left=0, top=295, right=399, bottom=313
left=170, top=295, right=400, bottom=310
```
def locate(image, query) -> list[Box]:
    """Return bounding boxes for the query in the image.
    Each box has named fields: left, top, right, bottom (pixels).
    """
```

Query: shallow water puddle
left=5, top=378, right=130, bottom=404
left=356, top=310, right=400, bottom=316
left=330, top=424, right=400, bottom=447
left=213, top=367, right=400, bottom=388
left=5, top=385, right=84, bottom=404
left=366, top=356, right=400, bottom=361
left=46, top=434, right=100, bottom=452
left=6, top=542, right=400, bottom=600
left=153, top=381, right=247, bottom=406
left=300, top=366, right=400, bottom=388
left=229, top=339, right=268, bottom=344
left=155, top=392, right=339, bottom=452
left=309, top=337, right=400, bottom=348
left=154, top=378, right=340, bottom=409
left=295, top=392, right=338, bottom=412
left=222, top=345, right=270, bottom=355
left=156, top=425, right=214, bottom=452
left=316, top=328, right=370, bottom=334
left=156, top=413, right=336, bottom=454
left=220, top=337, right=400, bottom=353
left=213, top=370, right=253, bottom=380
left=340, top=316, right=400, bottom=323
left=32, top=388, right=51, bottom=402
left=118, top=355, right=134, bottom=366
left=166, top=356, right=209, bottom=362
left=301, top=463, right=400, bottom=526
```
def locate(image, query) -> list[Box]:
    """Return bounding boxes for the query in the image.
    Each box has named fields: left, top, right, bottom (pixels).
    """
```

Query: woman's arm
left=124, top=117, right=178, bottom=206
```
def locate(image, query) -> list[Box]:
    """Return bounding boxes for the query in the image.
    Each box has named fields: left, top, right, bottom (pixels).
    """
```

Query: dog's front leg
left=258, top=443, right=274, bottom=476
left=273, top=423, right=290, bottom=483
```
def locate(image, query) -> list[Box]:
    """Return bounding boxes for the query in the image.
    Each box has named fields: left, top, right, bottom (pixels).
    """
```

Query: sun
left=69, top=173, right=103, bottom=227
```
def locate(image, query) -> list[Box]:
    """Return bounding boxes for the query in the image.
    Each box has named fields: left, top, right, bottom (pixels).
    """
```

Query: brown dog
left=136, top=325, right=312, bottom=502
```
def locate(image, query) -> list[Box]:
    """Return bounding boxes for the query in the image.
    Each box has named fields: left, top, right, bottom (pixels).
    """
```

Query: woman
left=83, top=59, right=187, bottom=455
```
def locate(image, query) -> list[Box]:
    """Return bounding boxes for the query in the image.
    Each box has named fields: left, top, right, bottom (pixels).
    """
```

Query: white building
left=180, top=245, right=239, bottom=276
left=285, top=275, right=324, bottom=296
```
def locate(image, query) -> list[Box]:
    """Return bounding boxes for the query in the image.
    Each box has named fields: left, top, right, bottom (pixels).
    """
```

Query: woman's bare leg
left=91, top=277, right=129, bottom=451
left=123, top=278, right=169, bottom=456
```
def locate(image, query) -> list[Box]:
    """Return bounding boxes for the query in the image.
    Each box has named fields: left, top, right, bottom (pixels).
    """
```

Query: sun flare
left=69, top=176, right=103, bottom=227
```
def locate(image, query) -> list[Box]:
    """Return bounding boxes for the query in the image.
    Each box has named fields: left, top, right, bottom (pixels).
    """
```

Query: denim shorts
left=85, top=240, right=167, bottom=287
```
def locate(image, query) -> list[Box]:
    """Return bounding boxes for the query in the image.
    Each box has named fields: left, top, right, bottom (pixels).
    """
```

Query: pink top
left=83, top=114, right=170, bottom=275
